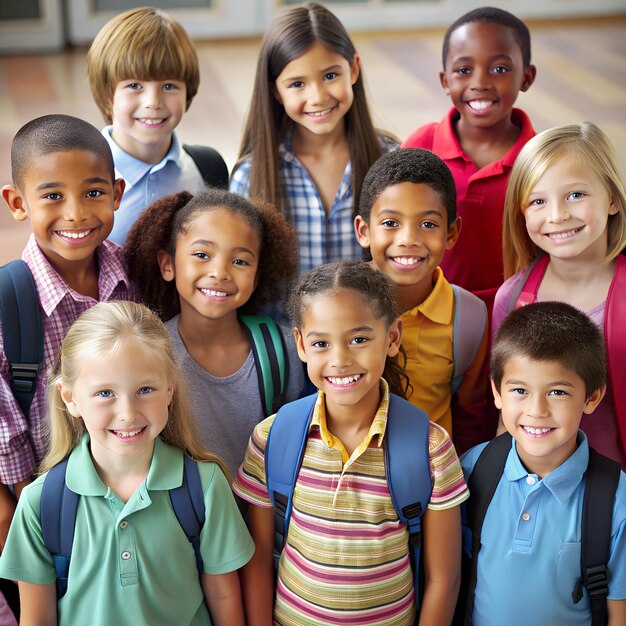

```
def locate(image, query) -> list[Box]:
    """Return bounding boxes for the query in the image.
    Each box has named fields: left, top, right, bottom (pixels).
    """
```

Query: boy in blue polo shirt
left=461, top=302, right=626, bottom=625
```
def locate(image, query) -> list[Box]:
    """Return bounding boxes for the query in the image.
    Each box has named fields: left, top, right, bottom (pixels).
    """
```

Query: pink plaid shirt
left=0, top=235, right=137, bottom=484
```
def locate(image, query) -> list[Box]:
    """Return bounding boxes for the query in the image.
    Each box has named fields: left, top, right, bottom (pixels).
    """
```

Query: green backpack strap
left=239, top=315, right=288, bottom=417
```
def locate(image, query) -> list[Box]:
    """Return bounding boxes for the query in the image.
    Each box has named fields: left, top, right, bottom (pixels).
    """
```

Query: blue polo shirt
left=461, top=432, right=626, bottom=626
left=103, top=127, right=207, bottom=245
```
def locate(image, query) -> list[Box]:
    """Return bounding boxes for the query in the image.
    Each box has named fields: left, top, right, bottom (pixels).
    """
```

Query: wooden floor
left=0, top=16, right=625, bottom=264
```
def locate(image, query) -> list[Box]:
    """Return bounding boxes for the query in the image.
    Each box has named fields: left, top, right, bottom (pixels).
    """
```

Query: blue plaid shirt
left=230, top=131, right=397, bottom=273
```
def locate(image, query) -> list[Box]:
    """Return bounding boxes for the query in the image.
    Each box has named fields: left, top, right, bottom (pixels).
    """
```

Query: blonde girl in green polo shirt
left=0, top=301, right=254, bottom=626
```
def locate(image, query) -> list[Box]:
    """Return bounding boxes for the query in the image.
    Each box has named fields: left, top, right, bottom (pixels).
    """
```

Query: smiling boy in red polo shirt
left=403, top=7, right=536, bottom=314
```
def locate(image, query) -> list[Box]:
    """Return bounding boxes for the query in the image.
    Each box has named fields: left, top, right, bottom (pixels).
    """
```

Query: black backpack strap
left=40, top=459, right=78, bottom=599
left=462, top=432, right=512, bottom=624
left=0, top=260, right=43, bottom=419
left=183, top=144, right=229, bottom=189
left=574, top=448, right=621, bottom=626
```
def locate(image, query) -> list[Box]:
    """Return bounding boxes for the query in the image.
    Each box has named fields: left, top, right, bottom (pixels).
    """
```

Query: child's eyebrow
left=505, top=378, right=576, bottom=388
left=280, top=65, right=343, bottom=83
left=378, top=208, right=444, bottom=218
left=452, top=54, right=514, bottom=63
left=34, top=176, right=110, bottom=191
left=190, top=239, right=257, bottom=257
left=305, top=325, right=374, bottom=339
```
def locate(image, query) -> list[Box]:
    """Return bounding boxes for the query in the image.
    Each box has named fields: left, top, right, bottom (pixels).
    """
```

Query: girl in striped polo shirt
left=234, top=260, right=469, bottom=626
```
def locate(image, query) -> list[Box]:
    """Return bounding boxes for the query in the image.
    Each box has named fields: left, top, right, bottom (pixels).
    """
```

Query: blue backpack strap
left=40, top=459, right=78, bottom=599
left=385, top=393, right=432, bottom=607
left=0, top=260, right=43, bottom=419
left=182, top=144, right=229, bottom=189
left=265, top=394, right=317, bottom=568
left=451, top=285, right=487, bottom=395
left=169, top=455, right=206, bottom=575
left=240, top=315, right=289, bottom=417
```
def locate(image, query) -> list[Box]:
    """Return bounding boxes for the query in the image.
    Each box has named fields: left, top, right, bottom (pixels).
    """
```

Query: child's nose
left=526, top=395, right=549, bottom=419
left=330, top=345, right=352, bottom=369
left=117, top=395, right=139, bottom=421
left=548, top=201, right=571, bottom=224
left=207, top=258, right=231, bottom=280
left=308, top=81, right=327, bottom=105
left=470, top=66, right=490, bottom=90
left=143, top=86, right=163, bottom=109
left=64, top=197, right=86, bottom=222
left=396, top=223, right=420, bottom=247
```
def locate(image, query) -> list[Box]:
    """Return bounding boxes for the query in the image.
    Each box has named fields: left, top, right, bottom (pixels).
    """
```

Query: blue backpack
left=40, top=453, right=205, bottom=599
left=265, top=392, right=432, bottom=607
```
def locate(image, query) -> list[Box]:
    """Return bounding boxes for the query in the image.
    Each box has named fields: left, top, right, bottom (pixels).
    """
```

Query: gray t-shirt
left=165, top=316, right=305, bottom=480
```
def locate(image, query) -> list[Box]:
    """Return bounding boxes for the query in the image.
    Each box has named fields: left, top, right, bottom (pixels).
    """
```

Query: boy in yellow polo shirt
left=355, top=148, right=491, bottom=452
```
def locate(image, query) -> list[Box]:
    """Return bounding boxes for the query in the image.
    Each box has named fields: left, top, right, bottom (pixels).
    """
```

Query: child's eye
left=381, top=219, right=399, bottom=228
left=491, top=65, right=509, bottom=74
left=350, top=336, right=369, bottom=345
left=96, top=390, right=114, bottom=398
left=127, top=82, right=142, bottom=90
left=311, top=340, right=329, bottom=349
left=421, top=221, right=438, bottom=229
left=528, top=198, right=546, bottom=207
left=138, top=387, right=154, bottom=395
left=163, top=83, right=178, bottom=90
left=43, top=192, right=63, bottom=201
left=85, top=189, right=104, bottom=198
left=548, top=389, right=567, bottom=396
left=289, top=81, right=304, bottom=89
left=510, top=388, right=527, bottom=395
left=232, top=259, right=251, bottom=267
left=324, top=72, right=337, bottom=80
left=455, top=66, right=472, bottom=75
left=567, top=192, right=585, bottom=201
left=193, top=252, right=210, bottom=260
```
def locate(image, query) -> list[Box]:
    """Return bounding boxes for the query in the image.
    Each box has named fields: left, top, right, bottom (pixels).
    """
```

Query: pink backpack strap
left=605, top=254, right=626, bottom=457
left=514, top=255, right=550, bottom=309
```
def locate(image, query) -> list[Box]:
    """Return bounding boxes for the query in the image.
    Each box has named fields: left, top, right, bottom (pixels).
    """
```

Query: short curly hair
left=358, top=148, right=457, bottom=225
left=442, top=6, right=532, bottom=69
left=124, top=189, right=297, bottom=321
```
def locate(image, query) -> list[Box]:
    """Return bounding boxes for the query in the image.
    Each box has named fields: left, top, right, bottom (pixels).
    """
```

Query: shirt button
left=521, top=512, right=531, bottom=522
left=121, top=551, right=132, bottom=560
left=119, top=520, right=129, bottom=529
left=526, top=476, right=536, bottom=485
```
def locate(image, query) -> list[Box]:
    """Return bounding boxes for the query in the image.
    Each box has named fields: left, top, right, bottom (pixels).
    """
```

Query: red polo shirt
left=402, top=107, right=536, bottom=312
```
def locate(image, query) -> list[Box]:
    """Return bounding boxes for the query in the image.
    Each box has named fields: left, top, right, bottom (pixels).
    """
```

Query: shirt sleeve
left=228, top=158, right=252, bottom=197
left=231, top=415, right=275, bottom=508
left=0, top=478, right=56, bottom=584
left=607, top=473, right=626, bottom=600
left=197, top=461, right=255, bottom=575
left=492, top=272, right=524, bottom=340
left=0, top=328, right=37, bottom=484
left=401, top=123, right=436, bottom=149
left=427, top=422, right=469, bottom=510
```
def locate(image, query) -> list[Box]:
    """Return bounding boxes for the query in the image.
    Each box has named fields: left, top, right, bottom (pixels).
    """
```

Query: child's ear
left=445, top=217, right=462, bottom=250
left=272, top=83, right=283, bottom=105
left=2, top=185, right=28, bottom=222
left=350, top=54, right=361, bottom=85
left=354, top=215, right=371, bottom=249
left=439, top=71, right=450, bottom=96
left=59, top=383, right=81, bottom=418
left=112, top=178, right=125, bottom=211
left=583, top=386, right=606, bottom=415
left=387, top=318, right=403, bottom=357
left=520, top=64, right=537, bottom=93
left=157, top=250, right=176, bottom=282
left=490, top=379, right=503, bottom=410
left=293, top=327, right=307, bottom=363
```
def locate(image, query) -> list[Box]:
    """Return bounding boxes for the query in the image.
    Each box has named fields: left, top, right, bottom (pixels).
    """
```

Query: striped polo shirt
left=233, top=381, right=469, bottom=625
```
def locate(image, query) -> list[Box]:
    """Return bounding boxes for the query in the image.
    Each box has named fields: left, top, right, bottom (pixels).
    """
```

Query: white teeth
left=57, top=229, right=92, bottom=239
left=468, top=100, right=493, bottom=110
left=139, top=118, right=164, bottom=125
left=114, top=428, right=144, bottom=438
left=523, top=426, right=552, bottom=435
left=393, top=256, right=422, bottom=266
left=548, top=228, right=580, bottom=240
left=327, top=374, right=362, bottom=385
left=307, top=108, right=333, bottom=117
left=199, top=288, right=229, bottom=297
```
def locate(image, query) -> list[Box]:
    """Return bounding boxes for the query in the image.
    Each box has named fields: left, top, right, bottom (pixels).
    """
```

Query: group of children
left=0, top=2, right=624, bottom=625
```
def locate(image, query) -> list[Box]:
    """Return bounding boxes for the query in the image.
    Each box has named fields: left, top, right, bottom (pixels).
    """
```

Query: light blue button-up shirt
left=461, top=432, right=626, bottom=625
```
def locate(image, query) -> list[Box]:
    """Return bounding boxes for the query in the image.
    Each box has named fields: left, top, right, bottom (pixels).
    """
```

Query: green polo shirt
left=0, top=435, right=254, bottom=625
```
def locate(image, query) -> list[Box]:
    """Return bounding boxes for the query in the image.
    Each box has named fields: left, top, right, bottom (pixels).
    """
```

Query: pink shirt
left=0, top=236, right=137, bottom=483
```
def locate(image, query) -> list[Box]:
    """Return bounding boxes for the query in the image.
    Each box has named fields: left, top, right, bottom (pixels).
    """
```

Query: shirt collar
left=22, top=235, right=133, bottom=317
left=311, top=378, right=390, bottom=453
left=504, top=430, right=589, bottom=504
left=402, top=267, right=453, bottom=325
left=66, top=435, right=183, bottom=496
left=102, top=126, right=182, bottom=186
left=431, top=107, right=535, bottom=168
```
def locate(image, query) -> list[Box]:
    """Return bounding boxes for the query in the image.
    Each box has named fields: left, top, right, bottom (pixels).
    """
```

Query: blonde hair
left=40, top=301, right=227, bottom=477
left=87, top=7, right=200, bottom=124
left=503, top=121, right=626, bottom=277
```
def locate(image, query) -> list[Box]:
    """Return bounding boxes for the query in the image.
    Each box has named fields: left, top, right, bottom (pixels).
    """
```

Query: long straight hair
left=234, top=2, right=389, bottom=218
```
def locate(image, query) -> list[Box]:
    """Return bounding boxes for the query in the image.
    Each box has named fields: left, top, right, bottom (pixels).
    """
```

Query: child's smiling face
left=440, top=21, right=535, bottom=132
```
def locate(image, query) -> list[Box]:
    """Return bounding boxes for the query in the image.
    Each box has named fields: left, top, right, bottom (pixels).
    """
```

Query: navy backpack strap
left=0, top=260, right=43, bottom=419
left=265, top=394, right=317, bottom=567
left=450, top=285, right=487, bottom=395
left=384, top=393, right=432, bottom=607
left=182, top=144, right=229, bottom=189
left=170, top=455, right=206, bottom=575
left=240, top=315, right=288, bottom=417
left=573, top=448, right=621, bottom=626
left=461, top=432, right=512, bottom=625
left=40, top=459, right=78, bottom=599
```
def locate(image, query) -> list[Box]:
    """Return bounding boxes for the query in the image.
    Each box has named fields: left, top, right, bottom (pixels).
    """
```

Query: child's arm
left=418, top=505, right=462, bottom=626
left=18, top=581, right=56, bottom=626
left=608, top=599, right=626, bottom=625
left=0, top=478, right=31, bottom=548
left=201, top=570, right=245, bottom=626
left=239, top=504, right=275, bottom=626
